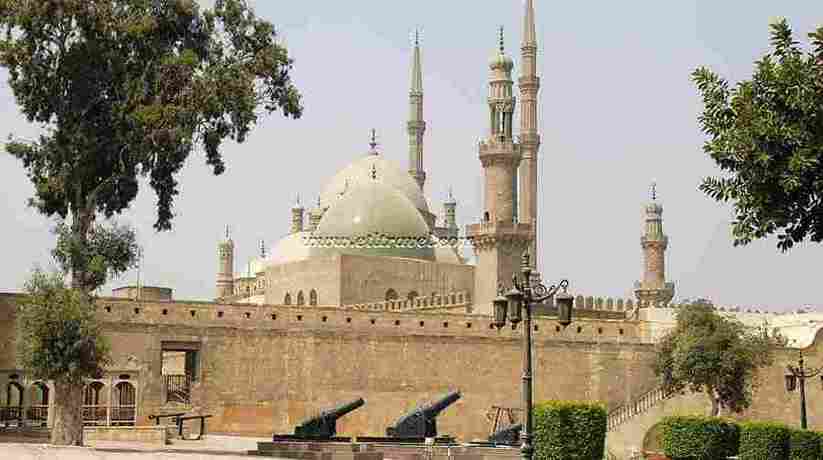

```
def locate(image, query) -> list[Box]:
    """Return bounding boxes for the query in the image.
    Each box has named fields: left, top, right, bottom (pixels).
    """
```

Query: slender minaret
left=444, top=188, right=458, bottom=238
left=466, top=28, right=532, bottom=315
left=518, top=0, right=540, bottom=270
left=291, top=196, right=304, bottom=234
left=216, top=226, right=235, bottom=300
left=634, top=182, right=675, bottom=308
left=408, top=30, right=427, bottom=191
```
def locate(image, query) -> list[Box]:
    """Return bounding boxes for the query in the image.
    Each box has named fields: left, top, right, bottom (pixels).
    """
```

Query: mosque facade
left=215, top=0, right=675, bottom=316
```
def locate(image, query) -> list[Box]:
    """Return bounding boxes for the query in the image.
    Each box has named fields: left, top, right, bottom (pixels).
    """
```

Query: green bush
left=789, top=430, right=819, bottom=460
left=660, top=416, right=739, bottom=460
left=738, top=422, right=790, bottom=460
left=533, top=401, right=607, bottom=460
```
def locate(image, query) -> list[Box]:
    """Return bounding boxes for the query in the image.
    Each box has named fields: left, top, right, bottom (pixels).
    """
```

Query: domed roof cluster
left=266, top=145, right=437, bottom=264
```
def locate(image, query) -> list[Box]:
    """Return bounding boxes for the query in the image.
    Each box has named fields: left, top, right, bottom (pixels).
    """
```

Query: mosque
left=214, top=0, right=676, bottom=315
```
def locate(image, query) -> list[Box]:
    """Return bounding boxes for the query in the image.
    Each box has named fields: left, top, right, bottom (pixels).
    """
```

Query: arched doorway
left=27, top=382, right=49, bottom=426
left=112, top=381, right=136, bottom=426
left=83, top=382, right=107, bottom=425
left=2, top=381, right=23, bottom=425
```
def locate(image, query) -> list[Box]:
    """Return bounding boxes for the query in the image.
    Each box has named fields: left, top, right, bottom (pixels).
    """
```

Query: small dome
left=267, top=231, right=312, bottom=265
left=241, top=256, right=268, bottom=277
left=313, top=180, right=434, bottom=261
left=319, top=153, right=429, bottom=214
left=489, top=51, right=514, bottom=70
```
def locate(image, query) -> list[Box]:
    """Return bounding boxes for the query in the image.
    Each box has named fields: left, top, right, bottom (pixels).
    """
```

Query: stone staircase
left=605, top=387, right=710, bottom=460
left=607, top=387, right=675, bottom=432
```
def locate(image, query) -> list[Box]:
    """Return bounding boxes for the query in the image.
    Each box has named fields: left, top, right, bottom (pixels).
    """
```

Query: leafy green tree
left=16, top=270, right=111, bottom=445
left=653, top=303, right=778, bottom=417
left=692, top=19, right=823, bottom=251
left=1, top=0, right=301, bottom=444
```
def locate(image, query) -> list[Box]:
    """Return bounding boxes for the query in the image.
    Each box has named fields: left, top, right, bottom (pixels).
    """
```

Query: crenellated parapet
left=343, top=291, right=472, bottom=313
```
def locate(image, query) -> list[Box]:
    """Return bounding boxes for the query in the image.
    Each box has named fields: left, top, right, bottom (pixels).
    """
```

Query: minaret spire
left=408, top=28, right=427, bottom=191
left=518, top=0, right=541, bottom=270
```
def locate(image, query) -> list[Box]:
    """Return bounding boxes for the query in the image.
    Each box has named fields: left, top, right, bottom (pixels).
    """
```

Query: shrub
left=738, top=422, right=790, bottom=460
left=533, top=401, right=607, bottom=460
left=789, top=430, right=819, bottom=460
left=660, top=416, right=739, bottom=460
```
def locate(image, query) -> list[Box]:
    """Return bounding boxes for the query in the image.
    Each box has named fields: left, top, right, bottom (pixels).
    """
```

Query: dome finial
left=414, top=28, right=420, bottom=47
left=369, top=128, right=378, bottom=153
left=260, top=239, right=266, bottom=258
left=499, top=25, right=505, bottom=53
left=371, top=163, right=378, bottom=180
left=225, top=225, right=230, bottom=239
left=651, top=181, right=657, bottom=201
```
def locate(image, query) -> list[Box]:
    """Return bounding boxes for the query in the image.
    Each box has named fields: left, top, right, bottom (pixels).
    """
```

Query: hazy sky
left=1, top=0, right=821, bottom=310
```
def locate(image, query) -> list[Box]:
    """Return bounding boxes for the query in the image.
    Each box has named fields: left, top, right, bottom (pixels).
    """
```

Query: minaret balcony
left=641, top=235, right=668, bottom=246
left=465, top=221, right=534, bottom=239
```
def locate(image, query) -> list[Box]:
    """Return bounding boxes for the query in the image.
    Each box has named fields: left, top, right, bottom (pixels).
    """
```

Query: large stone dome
left=312, top=179, right=434, bottom=261
left=319, top=153, right=430, bottom=215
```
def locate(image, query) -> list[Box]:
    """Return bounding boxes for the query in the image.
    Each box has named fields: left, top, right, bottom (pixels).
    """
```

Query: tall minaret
left=216, top=226, right=235, bottom=300
left=466, top=28, right=533, bottom=315
left=634, top=182, right=675, bottom=308
left=408, top=30, right=427, bottom=191
left=518, top=0, right=540, bottom=270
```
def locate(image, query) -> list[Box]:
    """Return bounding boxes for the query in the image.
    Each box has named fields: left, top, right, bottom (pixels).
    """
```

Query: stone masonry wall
left=0, top=293, right=655, bottom=440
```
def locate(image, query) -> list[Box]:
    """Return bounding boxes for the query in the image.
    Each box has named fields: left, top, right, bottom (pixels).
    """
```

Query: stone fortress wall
left=0, top=293, right=657, bottom=439
left=3, top=292, right=823, bottom=443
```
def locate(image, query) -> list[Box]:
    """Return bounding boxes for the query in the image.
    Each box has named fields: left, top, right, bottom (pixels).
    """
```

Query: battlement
left=343, top=291, right=472, bottom=313
left=570, top=294, right=636, bottom=313
left=0, top=292, right=648, bottom=344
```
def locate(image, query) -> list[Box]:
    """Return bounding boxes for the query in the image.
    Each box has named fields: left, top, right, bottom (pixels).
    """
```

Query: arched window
left=483, top=211, right=490, bottom=222
left=6, top=381, right=23, bottom=406
left=284, top=293, right=291, bottom=305
left=84, top=382, right=105, bottom=406
left=30, top=382, right=49, bottom=406
left=309, top=289, right=318, bottom=306
left=385, top=289, right=398, bottom=301
left=407, top=291, right=419, bottom=301
left=297, top=291, right=305, bottom=306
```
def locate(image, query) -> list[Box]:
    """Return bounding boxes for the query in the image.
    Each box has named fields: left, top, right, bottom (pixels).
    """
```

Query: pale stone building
left=216, top=3, right=548, bottom=315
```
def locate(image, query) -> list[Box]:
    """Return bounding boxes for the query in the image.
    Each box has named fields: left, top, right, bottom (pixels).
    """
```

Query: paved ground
left=2, top=435, right=278, bottom=459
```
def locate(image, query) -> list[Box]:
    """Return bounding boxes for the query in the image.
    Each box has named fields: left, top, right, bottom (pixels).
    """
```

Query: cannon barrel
left=386, top=391, right=461, bottom=439
left=322, top=397, right=365, bottom=419
left=488, top=423, right=522, bottom=445
left=421, top=391, right=461, bottom=417
left=293, top=398, right=365, bottom=438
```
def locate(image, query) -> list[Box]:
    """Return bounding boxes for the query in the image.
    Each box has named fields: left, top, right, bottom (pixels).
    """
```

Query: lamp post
left=785, top=350, right=823, bottom=429
left=493, top=251, right=574, bottom=460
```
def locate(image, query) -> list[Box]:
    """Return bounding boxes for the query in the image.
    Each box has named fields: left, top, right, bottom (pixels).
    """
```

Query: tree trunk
left=51, top=381, right=84, bottom=446
left=70, top=206, right=94, bottom=291
left=707, top=389, right=720, bottom=417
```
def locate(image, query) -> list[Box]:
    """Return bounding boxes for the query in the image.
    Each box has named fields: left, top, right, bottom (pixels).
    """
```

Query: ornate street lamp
left=785, top=350, right=822, bottom=429
left=493, top=251, right=573, bottom=460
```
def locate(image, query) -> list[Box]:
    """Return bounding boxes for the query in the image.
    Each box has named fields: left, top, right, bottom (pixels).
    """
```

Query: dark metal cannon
left=293, top=398, right=365, bottom=438
left=386, top=391, right=461, bottom=439
left=488, top=423, right=522, bottom=446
